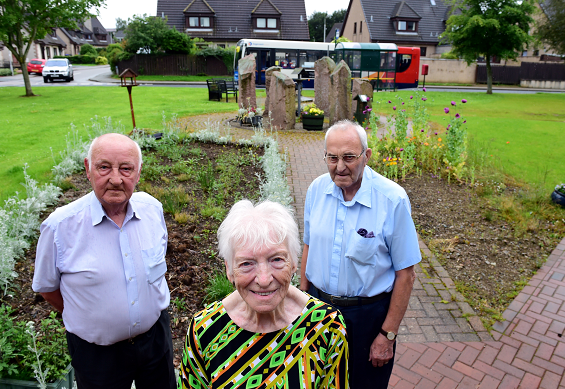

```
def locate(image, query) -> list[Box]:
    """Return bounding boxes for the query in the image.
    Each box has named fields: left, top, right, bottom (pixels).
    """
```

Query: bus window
left=344, top=50, right=361, bottom=70
left=276, top=51, right=297, bottom=69
left=397, top=54, right=412, bottom=73
left=380, top=51, right=396, bottom=70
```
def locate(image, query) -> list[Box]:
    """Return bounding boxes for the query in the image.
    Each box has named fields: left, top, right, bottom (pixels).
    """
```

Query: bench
left=217, top=79, right=238, bottom=103
left=206, top=79, right=222, bottom=101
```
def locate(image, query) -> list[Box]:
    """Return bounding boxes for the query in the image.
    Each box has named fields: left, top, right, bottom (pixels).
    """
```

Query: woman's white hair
left=86, top=133, right=143, bottom=169
left=324, top=120, right=368, bottom=151
left=218, top=200, right=300, bottom=274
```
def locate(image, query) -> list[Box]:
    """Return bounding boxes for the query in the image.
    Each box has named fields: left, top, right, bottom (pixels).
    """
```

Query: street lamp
left=119, top=68, right=138, bottom=129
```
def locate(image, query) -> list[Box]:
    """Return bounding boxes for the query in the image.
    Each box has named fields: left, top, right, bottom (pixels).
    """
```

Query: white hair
left=218, top=200, right=300, bottom=274
left=86, top=133, right=143, bottom=169
left=324, top=120, right=368, bottom=151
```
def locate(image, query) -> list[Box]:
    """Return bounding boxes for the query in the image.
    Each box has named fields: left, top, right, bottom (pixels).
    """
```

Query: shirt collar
left=89, top=192, right=140, bottom=226
left=324, top=166, right=372, bottom=208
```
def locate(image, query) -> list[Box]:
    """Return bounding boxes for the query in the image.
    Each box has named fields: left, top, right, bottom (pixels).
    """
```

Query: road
left=0, top=65, right=115, bottom=87
left=1, top=65, right=562, bottom=94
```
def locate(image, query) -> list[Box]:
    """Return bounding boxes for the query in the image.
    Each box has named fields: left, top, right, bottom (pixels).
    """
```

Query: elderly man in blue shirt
left=32, top=133, right=175, bottom=389
left=300, top=120, right=421, bottom=389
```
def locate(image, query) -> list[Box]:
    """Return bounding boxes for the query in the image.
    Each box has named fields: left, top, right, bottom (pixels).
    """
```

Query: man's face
left=85, top=134, right=141, bottom=212
left=325, top=127, right=371, bottom=198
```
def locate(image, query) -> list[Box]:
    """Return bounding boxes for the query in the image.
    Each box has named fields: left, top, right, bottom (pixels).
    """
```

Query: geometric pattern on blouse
left=179, top=297, right=348, bottom=389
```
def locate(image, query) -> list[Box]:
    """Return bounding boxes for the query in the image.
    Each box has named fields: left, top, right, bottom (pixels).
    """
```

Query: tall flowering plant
left=443, top=99, right=468, bottom=180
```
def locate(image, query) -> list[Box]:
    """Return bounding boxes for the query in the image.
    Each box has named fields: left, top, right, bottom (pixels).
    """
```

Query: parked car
left=42, top=58, right=74, bottom=82
left=26, top=59, right=46, bottom=74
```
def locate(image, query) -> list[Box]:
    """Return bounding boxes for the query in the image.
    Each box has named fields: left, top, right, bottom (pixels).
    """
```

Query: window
left=534, top=49, right=539, bottom=56
left=398, top=21, right=416, bottom=31
left=360, top=21, right=363, bottom=33
left=187, top=15, right=213, bottom=29
left=420, top=47, right=427, bottom=56
left=354, top=22, right=357, bottom=34
left=397, top=54, right=412, bottom=73
left=522, top=50, right=528, bottom=57
left=256, top=17, right=278, bottom=29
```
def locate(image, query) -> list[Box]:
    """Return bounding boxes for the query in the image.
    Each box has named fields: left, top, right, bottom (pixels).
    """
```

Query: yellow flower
left=383, top=158, right=386, bottom=162
left=438, top=138, right=442, bottom=142
left=393, top=158, right=397, bottom=161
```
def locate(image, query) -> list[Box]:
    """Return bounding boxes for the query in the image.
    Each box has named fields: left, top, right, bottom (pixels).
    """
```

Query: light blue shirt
left=304, top=166, right=421, bottom=297
left=32, top=191, right=169, bottom=345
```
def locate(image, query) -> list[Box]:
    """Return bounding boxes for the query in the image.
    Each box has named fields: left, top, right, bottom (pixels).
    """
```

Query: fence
left=476, top=62, right=565, bottom=84
left=117, top=54, right=229, bottom=76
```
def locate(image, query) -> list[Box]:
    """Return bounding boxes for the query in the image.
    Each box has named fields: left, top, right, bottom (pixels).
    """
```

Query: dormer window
left=188, top=16, right=211, bottom=28
left=256, top=17, right=277, bottom=29
left=397, top=21, right=417, bottom=31
left=183, top=0, right=215, bottom=32
left=251, top=0, right=281, bottom=32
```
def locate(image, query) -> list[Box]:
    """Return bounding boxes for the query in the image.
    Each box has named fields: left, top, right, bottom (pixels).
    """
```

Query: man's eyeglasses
left=324, top=151, right=365, bottom=165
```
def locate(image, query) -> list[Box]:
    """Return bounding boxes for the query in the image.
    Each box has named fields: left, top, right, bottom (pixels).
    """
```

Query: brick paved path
left=180, top=112, right=565, bottom=388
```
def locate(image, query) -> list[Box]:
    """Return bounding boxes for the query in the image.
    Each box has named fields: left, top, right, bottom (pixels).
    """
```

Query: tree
left=122, top=14, right=193, bottom=55
left=441, top=0, right=535, bottom=94
left=0, top=0, right=104, bottom=96
left=308, top=9, right=346, bottom=42
left=80, top=43, right=97, bottom=56
left=536, top=0, right=565, bottom=55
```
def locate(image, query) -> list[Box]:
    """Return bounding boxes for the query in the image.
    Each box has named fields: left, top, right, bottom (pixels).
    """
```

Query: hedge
left=54, top=55, right=97, bottom=64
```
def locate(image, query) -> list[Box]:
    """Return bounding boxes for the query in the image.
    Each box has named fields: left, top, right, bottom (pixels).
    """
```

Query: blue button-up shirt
left=304, top=166, right=421, bottom=297
left=32, top=191, right=169, bottom=345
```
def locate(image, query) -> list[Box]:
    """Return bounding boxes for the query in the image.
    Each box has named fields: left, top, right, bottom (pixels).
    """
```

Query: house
left=341, top=0, right=451, bottom=57
left=325, top=22, right=343, bottom=43
left=156, top=0, right=310, bottom=47
left=35, top=29, right=68, bottom=59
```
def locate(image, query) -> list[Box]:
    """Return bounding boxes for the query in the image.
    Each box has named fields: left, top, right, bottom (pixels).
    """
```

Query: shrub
left=0, top=68, right=13, bottom=76
left=54, top=55, right=96, bottom=64
left=441, top=51, right=459, bottom=59
left=95, top=56, right=108, bottom=65
left=80, top=43, right=97, bottom=56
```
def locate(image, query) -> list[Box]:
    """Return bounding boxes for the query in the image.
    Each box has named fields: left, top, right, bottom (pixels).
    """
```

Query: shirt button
left=131, top=301, right=135, bottom=305
left=128, top=277, right=132, bottom=281
left=133, top=323, right=137, bottom=327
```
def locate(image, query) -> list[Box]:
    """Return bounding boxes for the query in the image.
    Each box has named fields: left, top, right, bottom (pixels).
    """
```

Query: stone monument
left=238, top=53, right=257, bottom=109
left=269, top=72, right=296, bottom=130
left=351, top=79, right=373, bottom=115
left=264, top=66, right=282, bottom=116
left=329, top=60, right=352, bottom=124
left=314, top=57, right=336, bottom=116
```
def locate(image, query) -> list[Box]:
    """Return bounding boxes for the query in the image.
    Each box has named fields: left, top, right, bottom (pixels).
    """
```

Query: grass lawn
left=0, top=86, right=242, bottom=202
left=372, top=90, right=565, bottom=192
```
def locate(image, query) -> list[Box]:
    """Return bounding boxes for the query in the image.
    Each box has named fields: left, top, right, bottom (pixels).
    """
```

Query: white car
left=42, top=58, right=74, bottom=83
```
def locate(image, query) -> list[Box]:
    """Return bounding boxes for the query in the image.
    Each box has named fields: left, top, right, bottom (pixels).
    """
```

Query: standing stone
left=314, top=57, right=336, bottom=117
left=264, top=66, right=281, bottom=116
left=269, top=72, right=296, bottom=130
left=329, top=60, right=352, bottom=125
left=238, top=53, right=257, bottom=109
left=351, top=79, right=374, bottom=116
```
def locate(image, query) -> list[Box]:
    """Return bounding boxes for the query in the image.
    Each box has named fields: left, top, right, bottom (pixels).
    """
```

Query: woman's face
left=229, top=242, right=296, bottom=315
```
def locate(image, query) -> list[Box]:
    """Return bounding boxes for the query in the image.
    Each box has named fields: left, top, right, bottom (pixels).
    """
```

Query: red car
left=27, top=59, right=46, bottom=74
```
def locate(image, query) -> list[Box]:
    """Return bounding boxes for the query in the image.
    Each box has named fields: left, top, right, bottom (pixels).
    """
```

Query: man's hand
left=369, top=333, right=395, bottom=367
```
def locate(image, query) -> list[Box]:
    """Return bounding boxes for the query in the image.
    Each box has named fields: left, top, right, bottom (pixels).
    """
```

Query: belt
left=316, top=287, right=391, bottom=307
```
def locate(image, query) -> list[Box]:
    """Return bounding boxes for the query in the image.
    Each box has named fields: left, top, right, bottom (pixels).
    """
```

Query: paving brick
left=551, top=354, right=565, bottom=369
left=544, top=302, right=562, bottom=314
left=458, top=345, right=481, bottom=366
left=541, top=285, right=557, bottom=297
left=404, top=343, right=429, bottom=353
left=529, top=330, right=559, bottom=347
left=532, top=320, right=551, bottom=335
left=518, top=372, right=542, bottom=389
left=391, top=380, right=415, bottom=389
left=442, top=342, right=466, bottom=352
left=428, top=343, right=447, bottom=353
left=411, top=362, right=444, bottom=383
left=516, top=343, right=537, bottom=362
left=511, top=357, right=545, bottom=377
left=437, top=346, right=461, bottom=367
left=478, top=375, right=501, bottom=389
left=397, top=348, right=421, bottom=370
left=492, top=359, right=526, bottom=379
left=548, top=320, right=565, bottom=335
left=514, top=320, right=533, bottom=335
left=434, top=325, right=461, bottom=333
left=478, top=345, right=501, bottom=365
left=421, top=326, right=440, bottom=342
left=457, top=301, right=475, bottom=315
left=497, top=344, right=518, bottom=364
left=453, top=361, right=485, bottom=381
left=392, top=364, right=423, bottom=385
left=399, top=334, right=427, bottom=343
left=436, top=377, right=458, bottom=389
left=498, top=374, right=521, bottom=389
left=540, top=371, right=562, bottom=389
left=500, top=334, right=526, bottom=349
left=452, top=333, right=481, bottom=342
left=532, top=356, right=565, bottom=375
left=417, top=317, right=445, bottom=326
left=468, top=315, right=487, bottom=332
left=455, top=318, right=474, bottom=332
left=438, top=333, right=454, bottom=342
left=509, top=331, right=541, bottom=348
left=432, top=362, right=464, bottom=383
left=536, top=342, right=556, bottom=360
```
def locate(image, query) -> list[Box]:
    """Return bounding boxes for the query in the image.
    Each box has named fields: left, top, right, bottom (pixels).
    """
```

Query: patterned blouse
left=179, top=297, right=348, bottom=389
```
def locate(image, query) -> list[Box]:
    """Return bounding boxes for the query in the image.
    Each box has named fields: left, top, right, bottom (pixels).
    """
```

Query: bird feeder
left=119, top=68, right=139, bottom=129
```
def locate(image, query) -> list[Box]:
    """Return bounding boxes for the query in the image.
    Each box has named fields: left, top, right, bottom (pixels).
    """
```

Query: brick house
left=156, top=0, right=310, bottom=47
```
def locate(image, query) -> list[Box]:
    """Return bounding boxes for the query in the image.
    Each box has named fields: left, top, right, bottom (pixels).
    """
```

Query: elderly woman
left=179, top=200, right=348, bottom=389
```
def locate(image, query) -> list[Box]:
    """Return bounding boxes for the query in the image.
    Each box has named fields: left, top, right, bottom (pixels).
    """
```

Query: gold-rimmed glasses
left=323, top=151, right=365, bottom=165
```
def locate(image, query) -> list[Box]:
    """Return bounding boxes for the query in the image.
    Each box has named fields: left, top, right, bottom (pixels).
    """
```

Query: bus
left=234, top=39, right=420, bottom=90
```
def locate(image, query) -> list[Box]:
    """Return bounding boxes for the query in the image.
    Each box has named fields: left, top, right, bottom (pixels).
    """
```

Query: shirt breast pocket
left=141, top=244, right=167, bottom=284
left=345, top=232, right=379, bottom=266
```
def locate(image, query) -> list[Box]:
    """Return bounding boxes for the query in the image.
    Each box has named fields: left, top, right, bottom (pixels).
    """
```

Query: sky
left=95, top=0, right=348, bottom=29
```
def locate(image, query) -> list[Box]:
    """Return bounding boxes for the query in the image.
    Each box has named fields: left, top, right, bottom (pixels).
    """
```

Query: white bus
left=234, top=39, right=335, bottom=87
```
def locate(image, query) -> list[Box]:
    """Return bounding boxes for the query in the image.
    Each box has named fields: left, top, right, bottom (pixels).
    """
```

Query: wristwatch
left=379, top=328, right=397, bottom=341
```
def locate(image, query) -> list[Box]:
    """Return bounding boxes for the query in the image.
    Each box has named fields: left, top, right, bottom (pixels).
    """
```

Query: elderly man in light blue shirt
left=300, top=120, right=421, bottom=389
left=32, top=133, right=175, bottom=389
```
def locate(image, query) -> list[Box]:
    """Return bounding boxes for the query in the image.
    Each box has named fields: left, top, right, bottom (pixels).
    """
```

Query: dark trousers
left=66, top=310, right=176, bottom=389
left=308, top=285, right=395, bottom=389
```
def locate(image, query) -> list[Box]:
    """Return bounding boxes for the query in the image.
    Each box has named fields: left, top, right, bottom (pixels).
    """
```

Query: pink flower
left=402, top=109, right=406, bottom=112
left=463, top=120, right=467, bottom=123
left=434, top=132, right=438, bottom=135
left=462, top=99, right=467, bottom=103
left=455, top=113, right=460, bottom=118
left=451, top=101, right=456, bottom=106
left=367, top=108, right=372, bottom=112
left=402, top=102, right=405, bottom=105
left=400, top=148, right=404, bottom=151
left=410, top=96, right=413, bottom=99
left=421, top=129, right=424, bottom=132
left=423, top=87, right=427, bottom=92
left=422, top=97, right=427, bottom=101
left=393, top=106, right=397, bottom=110
left=447, top=124, right=451, bottom=129
left=388, top=100, right=391, bottom=103
left=444, top=107, right=449, bottom=114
